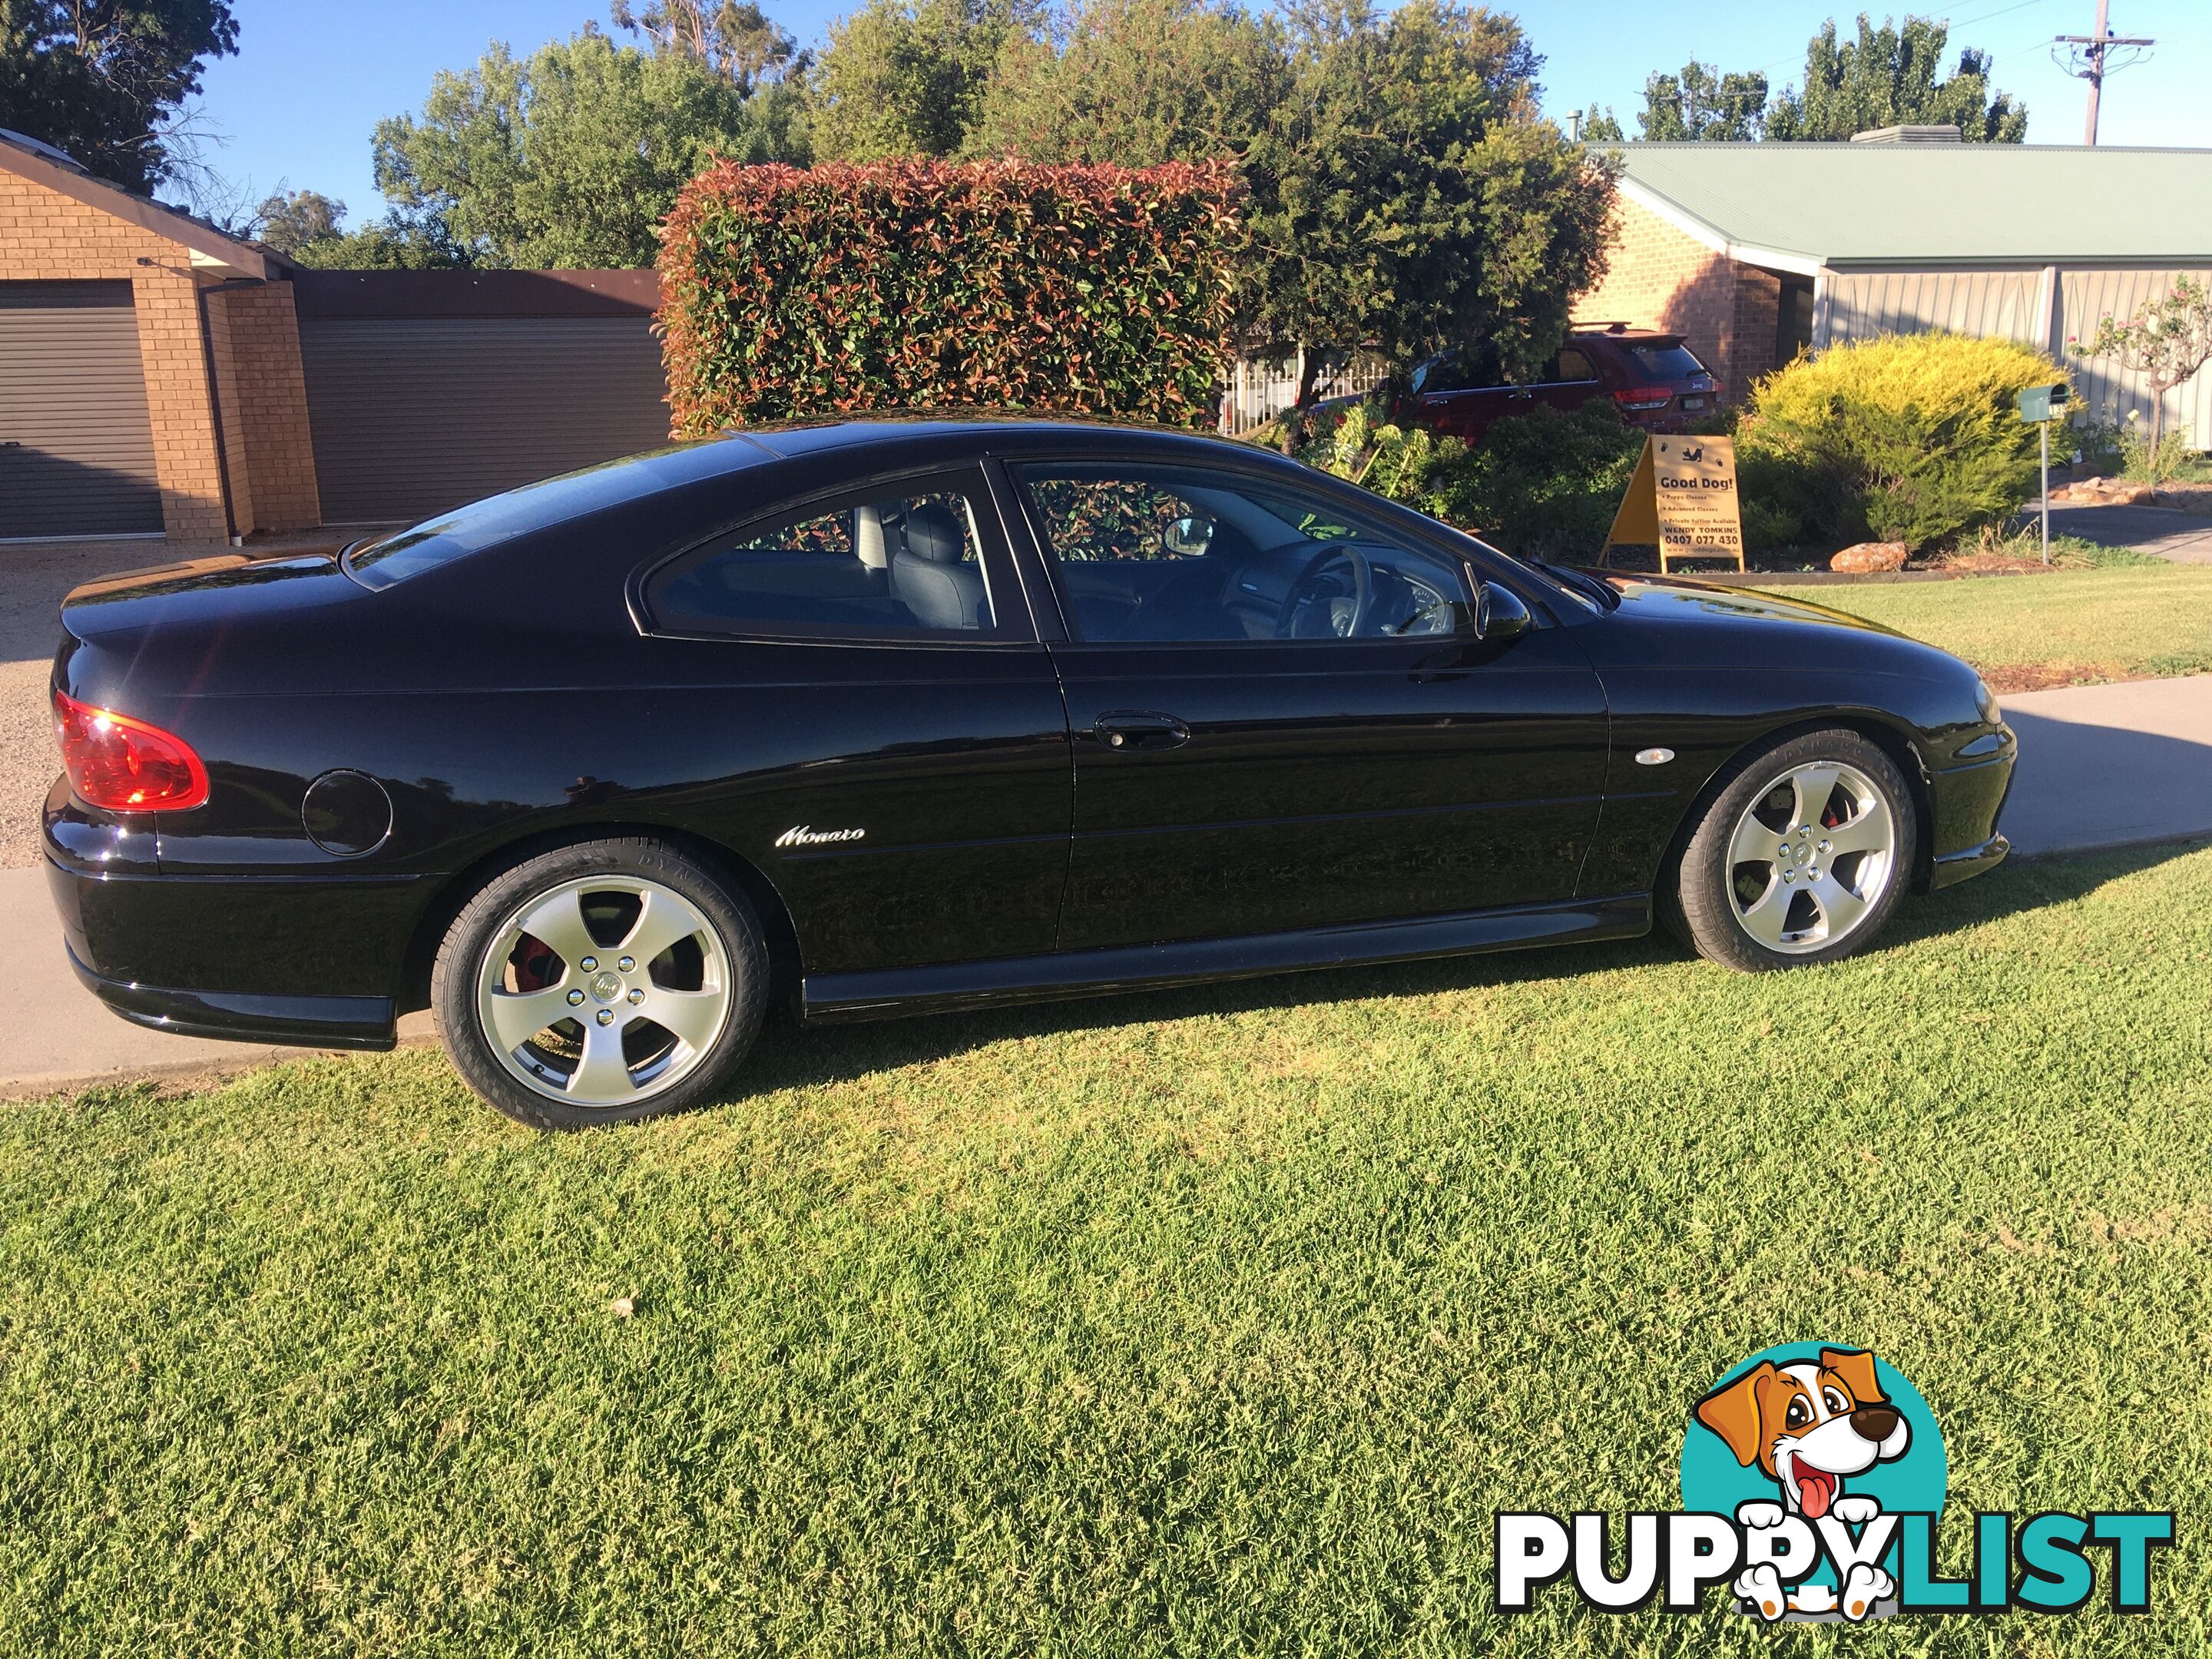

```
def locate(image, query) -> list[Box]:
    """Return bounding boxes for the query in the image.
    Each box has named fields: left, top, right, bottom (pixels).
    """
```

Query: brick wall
left=0, top=170, right=232, bottom=540
left=1575, top=193, right=1791, bottom=405
left=207, top=283, right=320, bottom=531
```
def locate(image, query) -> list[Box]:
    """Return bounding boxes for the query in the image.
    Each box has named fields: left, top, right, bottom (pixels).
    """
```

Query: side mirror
left=1162, top=515, right=1215, bottom=557
left=1465, top=578, right=1532, bottom=643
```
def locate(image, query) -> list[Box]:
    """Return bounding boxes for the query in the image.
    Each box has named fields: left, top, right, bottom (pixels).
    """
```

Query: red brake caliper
left=512, top=937, right=563, bottom=993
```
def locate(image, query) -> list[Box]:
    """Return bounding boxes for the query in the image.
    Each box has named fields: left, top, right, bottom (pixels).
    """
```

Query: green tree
left=610, top=0, right=804, bottom=93
left=1636, top=60, right=1768, bottom=141
left=807, top=0, right=1041, bottom=160
left=1765, top=15, right=2026, bottom=142
left=284, top=216, right=472, bottom=270
left=252, top=187, right=344, bottom=253
left=1575, top=104, right=1624, bottom=143
left=1239, top=0, right=1614, bottom=400
left=370, top=28, right=806, bottom=268
left=2069, top=276, right=2212, bottom=482
left=972, top=0, right=1288, bottom=166
left=0, top=0, right=237, bottom=192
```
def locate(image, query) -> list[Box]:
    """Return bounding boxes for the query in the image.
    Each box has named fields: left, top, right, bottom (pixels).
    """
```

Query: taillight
left=1613, top=389, right=1674, bottom=412
left=51, top=689, right=210, bottom=812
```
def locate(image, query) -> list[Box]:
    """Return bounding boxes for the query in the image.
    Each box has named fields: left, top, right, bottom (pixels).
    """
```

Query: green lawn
left=1752, top=565, right=2212, bottom=688
left=4, top=844, right=2210, bottom=1654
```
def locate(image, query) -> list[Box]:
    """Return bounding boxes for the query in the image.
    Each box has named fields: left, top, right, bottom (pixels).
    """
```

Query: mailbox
left=2017, top=382, right=2070, bottom=423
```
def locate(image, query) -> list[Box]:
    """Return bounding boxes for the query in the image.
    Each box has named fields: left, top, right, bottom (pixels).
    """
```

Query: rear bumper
left=64, top=939, right=396, bottom=1051
left=45, top=853, right=408, bottom=1051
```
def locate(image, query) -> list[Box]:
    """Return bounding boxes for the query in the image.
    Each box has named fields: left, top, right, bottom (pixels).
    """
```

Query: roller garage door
left=0, top=281, right=162, bottom=539
left=295, top=271, right=673, bottom=525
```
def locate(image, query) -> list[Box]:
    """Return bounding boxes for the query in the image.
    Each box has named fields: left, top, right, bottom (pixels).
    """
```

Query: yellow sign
left=1600, top=435, right=1745, bottom=571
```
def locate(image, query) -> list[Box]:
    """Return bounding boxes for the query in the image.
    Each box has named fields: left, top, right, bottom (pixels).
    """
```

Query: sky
left=190, top=0, right=2207, bottom=227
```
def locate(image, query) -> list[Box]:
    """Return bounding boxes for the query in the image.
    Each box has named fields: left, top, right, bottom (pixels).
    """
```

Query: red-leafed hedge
left=656, top=158, right=1239, bottom=433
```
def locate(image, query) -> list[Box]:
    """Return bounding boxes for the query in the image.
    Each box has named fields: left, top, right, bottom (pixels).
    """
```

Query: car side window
left=1555, top=347, right=1598, bottom=382
left=1417, top=342, right=1505, bottom=396
left=1014, top=462, right=1469, bottom=645
left=644, top=480, right=998, bottom=638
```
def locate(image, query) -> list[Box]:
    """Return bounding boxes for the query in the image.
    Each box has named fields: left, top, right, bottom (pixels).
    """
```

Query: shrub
left=657, top=157, right=1239, bottom=432
left=1737, top=332, right=2064, bottom=551
left=1269, top=398, right=1644, bottom=559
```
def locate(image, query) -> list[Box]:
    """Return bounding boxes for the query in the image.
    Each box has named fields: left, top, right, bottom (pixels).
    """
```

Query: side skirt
left=801, top=892, right=1653, bottom=1025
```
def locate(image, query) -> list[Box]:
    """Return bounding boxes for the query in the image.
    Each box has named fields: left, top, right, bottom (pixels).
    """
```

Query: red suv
left=1389, top=323, right=1717, bottom=445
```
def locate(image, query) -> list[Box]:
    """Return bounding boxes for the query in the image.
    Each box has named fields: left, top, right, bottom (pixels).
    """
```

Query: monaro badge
left=775, top=824, right=867, bottom=849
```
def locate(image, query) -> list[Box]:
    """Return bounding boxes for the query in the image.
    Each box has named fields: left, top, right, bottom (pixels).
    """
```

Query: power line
left=2053, top=0, right=2156, bottom=144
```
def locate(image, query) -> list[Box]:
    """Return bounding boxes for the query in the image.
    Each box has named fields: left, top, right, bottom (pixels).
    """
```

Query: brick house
left=0, top=127, right=316, bottom=541
left=1577, top=135, right=2212, bottom=446
left=1, top=128, right=671, bottom=543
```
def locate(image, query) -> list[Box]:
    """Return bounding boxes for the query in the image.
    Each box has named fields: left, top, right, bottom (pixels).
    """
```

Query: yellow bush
left=1737, top=332, right=2064, bottom=551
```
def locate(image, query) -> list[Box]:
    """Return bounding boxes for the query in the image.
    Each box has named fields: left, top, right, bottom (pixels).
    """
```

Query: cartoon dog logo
left=1694, top=1346, right=1911, bottom=1621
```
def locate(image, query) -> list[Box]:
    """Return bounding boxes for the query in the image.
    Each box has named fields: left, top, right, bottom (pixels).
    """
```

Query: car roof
left=345, top=416, right=1310, bottom=589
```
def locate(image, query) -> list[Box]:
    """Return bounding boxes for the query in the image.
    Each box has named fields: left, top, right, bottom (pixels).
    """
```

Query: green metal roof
left=1609, top=143, right=2212, bottom=269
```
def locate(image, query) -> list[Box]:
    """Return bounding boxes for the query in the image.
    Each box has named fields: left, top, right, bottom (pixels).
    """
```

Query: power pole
left=2055, top=0, right=2156, bottom=145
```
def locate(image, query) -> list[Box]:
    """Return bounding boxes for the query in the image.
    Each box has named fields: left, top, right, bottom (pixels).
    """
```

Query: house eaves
left=0, top=130, right=272, bottom=280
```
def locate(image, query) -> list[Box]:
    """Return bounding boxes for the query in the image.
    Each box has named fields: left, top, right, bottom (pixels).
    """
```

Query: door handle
left=1092, top=710, right=1190, bottom=751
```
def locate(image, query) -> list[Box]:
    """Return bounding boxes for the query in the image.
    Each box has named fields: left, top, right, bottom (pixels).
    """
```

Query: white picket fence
left=1218, top=349, right=1390, bottom=436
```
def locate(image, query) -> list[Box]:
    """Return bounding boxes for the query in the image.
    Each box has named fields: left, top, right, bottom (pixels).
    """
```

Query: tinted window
left=1553, top=347, right=1598, bottom=382
left=1015, top=463, right=1467, bottom=644
left=1412, top=342, right=1505, bottom=396
left=345, top=441, right=742, bottom=590
left=645, top=482, right=998, bottom=637
left=1625, top=342, right=1709, bottom=383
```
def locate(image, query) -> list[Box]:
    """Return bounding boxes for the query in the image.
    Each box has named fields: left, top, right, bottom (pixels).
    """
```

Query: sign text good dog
left=1601, top=435, right=1746, bottom=572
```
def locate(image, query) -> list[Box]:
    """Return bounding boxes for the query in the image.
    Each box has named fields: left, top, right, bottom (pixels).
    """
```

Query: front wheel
left=432, top=837, right=769, bottom=1128
left=1672, top=730, right=1919, bottom=972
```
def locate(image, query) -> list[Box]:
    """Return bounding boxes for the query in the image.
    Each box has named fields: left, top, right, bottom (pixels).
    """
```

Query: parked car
left=1391, top=324, right=1718, bottom=444
left=46, top=418, right=2013, bottom=1128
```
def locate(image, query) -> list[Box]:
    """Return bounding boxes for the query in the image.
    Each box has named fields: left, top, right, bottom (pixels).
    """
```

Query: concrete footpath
left=2, top=674, right=2207, bottom=1098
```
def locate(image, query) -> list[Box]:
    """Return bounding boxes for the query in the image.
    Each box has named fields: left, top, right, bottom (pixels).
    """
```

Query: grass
left=1753, top=564, right=2212, bottom=688
left=5, top=843, right=2212, bottom=1655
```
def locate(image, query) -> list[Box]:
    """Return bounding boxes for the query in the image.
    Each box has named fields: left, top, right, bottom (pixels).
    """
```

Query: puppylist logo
left=1496, top=1343, right=2174, bottom=1623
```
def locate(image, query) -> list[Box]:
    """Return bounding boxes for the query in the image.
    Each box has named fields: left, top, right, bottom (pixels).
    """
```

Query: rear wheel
left=432, top=838, right=768, bottom=1128
left=1673, top=730, right=1918, bottom=972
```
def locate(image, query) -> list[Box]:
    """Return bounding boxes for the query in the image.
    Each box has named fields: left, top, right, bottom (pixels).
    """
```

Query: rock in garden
left=1830, top=541, right=1909, bottom=573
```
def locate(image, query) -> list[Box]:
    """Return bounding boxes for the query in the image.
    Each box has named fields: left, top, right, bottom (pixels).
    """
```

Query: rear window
left=1624, top=343, right=1709, bottom=384
left=342, top=440, right=746, bottom=590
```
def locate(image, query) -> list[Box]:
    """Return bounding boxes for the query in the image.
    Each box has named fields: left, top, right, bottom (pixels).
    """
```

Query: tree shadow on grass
left=719, top=834, right=2209, bottom=1102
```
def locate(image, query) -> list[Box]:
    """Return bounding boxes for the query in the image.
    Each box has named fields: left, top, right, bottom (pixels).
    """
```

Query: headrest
left=902, top=502, right=966, bottom=565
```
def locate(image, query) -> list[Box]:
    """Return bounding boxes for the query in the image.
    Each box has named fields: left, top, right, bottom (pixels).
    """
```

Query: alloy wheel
left=474, top=875, right=733, bottom=1107
left=1724, top=760, right=1898, bottom=955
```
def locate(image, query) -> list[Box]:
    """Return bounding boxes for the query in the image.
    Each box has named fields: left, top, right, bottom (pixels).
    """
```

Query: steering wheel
left=1276, top=544, right=1374, bottom=639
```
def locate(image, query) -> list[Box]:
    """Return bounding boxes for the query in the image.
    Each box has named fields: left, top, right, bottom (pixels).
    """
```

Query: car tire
left=1671, top=729, right=1919, bottom=973
left=432, top=836, right=769, bottom=1129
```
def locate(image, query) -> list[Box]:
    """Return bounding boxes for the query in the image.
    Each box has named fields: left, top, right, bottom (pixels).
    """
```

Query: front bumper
left=1929, top=832, right=2009, bottom=889
left=1925, top=731, right=2016, bottom=890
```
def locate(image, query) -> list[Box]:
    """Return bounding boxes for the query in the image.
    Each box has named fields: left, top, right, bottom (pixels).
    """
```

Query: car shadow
left=716, top=833, right=2208, bottom=1103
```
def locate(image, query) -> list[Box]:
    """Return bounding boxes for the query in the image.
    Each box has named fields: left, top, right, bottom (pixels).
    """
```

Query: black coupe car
left=46, top=418, right=2015, bottom=1128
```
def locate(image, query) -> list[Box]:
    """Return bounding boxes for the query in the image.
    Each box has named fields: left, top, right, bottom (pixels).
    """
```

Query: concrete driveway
left=2048, top=499, right=2212, bottom=564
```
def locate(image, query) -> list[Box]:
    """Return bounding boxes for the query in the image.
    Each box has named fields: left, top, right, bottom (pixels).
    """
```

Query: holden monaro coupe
left=46, top=419, right=2015, bottom=1127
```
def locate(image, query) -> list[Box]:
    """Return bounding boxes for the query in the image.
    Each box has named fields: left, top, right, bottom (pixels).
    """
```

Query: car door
left=1532, top=346, right=1605, bottom=418
left=1409, top=342, right=1517, bottom=443
left=997, top=455, right=1610, bottom=953
left=634, top=465, right=1071, bottom=976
